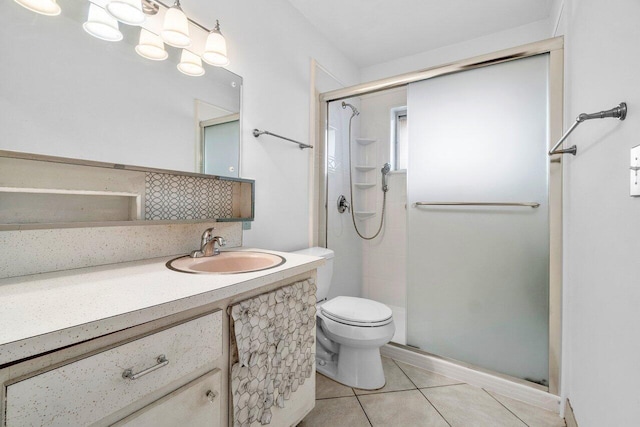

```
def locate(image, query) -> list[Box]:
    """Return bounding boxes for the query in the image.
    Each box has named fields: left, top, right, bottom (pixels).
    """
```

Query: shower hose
left=346, top=111, right=388, bottom=240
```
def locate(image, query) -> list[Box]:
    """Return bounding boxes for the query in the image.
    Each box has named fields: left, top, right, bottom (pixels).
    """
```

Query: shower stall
left=318, top=38, right=563, bottom=393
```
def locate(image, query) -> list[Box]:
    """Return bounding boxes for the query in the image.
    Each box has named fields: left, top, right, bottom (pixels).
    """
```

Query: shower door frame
left=317, top=36, right=564, bottom=395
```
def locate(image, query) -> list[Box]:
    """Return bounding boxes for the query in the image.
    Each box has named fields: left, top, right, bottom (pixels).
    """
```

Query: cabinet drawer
left=5, top=311, right=222, bottom=427
left=112, top=369, right=221, bottom=427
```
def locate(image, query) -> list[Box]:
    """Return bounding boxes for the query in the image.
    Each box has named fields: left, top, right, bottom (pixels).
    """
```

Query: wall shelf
left=355, top=211, right=376, bottom=219
left=352, top=137, right=378, bottom=217
left=0, top=186, right=142, bottom=224
left=0, top=152, right=255, bottom=228
left=356, top=138, right=377, bottom=146
left=354, top=183, right=376, bottom=189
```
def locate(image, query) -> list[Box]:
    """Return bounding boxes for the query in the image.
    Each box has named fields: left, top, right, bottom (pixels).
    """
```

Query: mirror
left=197, top=100, right=240, bottom=178
left=0, top=0, right=242, bottom=176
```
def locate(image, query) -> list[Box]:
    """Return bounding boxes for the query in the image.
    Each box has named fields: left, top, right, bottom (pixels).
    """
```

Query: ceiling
left=286, top=0, right=554, bottom=68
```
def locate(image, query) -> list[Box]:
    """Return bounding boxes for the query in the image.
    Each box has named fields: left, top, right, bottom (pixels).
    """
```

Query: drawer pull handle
left=206, top=390, right=218, bottom=403
left=122, top=355, right=169, bottom=380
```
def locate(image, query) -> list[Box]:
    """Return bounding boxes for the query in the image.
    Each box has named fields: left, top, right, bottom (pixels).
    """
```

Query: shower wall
left=363, top=173, right=407, bottom=344
left=326, top=100, right=362, bottom=300
left=326, top=90, right=408, bottom=344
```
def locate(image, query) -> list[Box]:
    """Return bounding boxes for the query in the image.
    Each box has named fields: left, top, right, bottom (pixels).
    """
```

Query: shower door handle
left=413, top=201, right=540, bottom=208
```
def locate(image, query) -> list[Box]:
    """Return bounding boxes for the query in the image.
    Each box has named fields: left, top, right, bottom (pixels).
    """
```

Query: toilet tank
left=291, top=247, right=334, bottom=302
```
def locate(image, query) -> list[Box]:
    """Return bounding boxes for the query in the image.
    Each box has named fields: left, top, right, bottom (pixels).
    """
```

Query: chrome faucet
left=190, top=228, right=226, bottom=258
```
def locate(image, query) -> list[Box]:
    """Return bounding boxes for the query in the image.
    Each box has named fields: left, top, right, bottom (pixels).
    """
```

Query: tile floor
left=299, top=357, right=565, bottom=427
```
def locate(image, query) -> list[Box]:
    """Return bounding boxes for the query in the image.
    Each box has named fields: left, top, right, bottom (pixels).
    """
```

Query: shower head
left=342, top=101, right=360, bottom=116
left=381, top=163, right=391, bottom=192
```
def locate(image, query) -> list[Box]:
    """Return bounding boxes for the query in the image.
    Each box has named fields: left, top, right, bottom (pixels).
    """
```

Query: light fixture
left=83, top=3, right=123, bottom=42
left=177, top=49, right=204, bottom=76
left=162, top=0, right=191, bottom=48
left=202, top=20, right=229, bottom=67
left=135, top=29, right=168, bottom=61
left=13, top=0, right=61, bottom=16
left=141, top=0, right=159, bottom=15
left=106, top=0, right=145, bottom=26
left=21, top=0, right=234, bottom=76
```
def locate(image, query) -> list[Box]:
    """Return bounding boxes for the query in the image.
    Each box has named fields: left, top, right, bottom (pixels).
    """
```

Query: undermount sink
left=167, top=251, right=286, bottom=274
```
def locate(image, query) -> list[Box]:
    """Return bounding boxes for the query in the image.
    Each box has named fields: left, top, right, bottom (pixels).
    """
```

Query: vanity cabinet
left=0, top=253, right=321, bottom=427
left=4, top=311, right=223, bottom=427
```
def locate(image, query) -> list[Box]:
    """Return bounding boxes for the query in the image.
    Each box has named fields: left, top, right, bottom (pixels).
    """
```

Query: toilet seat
left=321, top=296, right=393, bottom=327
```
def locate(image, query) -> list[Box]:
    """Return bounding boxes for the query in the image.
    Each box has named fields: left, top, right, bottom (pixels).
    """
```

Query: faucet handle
left=190, top=249, right=204, bottom=258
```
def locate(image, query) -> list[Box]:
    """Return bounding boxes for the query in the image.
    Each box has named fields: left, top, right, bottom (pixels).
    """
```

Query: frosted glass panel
left=406, top=54, right=550, bottom=383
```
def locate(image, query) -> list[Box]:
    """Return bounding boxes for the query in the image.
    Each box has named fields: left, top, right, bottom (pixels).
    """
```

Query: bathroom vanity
left=0, top=249, right=322, bottom=427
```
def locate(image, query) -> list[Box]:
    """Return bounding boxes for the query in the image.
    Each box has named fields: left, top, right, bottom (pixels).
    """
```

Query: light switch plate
left=631, top=145, right=640, bottom=197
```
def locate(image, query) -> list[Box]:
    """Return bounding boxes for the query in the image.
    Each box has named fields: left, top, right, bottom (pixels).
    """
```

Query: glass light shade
left=106, top=0, right=145, bottom=26
left=14, top=0, right=61, bottom=16
left=177, top=50, right=204, bottom=77
left=83, top=3, right=123, bottom=42
left=135, top=29, right=168, bottom=61
left=162, top=5, right=191, bottom=48
left=202, top=30, right=229, bottom=67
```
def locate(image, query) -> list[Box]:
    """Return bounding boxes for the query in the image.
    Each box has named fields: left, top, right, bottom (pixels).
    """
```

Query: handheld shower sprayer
left=340, top=99, right=388, bottom=240
left=381, top=163, right=391, bottom=192
left=342, top=101, right=360, bottom=116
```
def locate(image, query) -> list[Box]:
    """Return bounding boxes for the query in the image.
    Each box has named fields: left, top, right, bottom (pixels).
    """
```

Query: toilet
left=292, top=247, right=395, bottom=390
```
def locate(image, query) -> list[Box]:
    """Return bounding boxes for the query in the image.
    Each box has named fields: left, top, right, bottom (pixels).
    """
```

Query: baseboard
left=564, top=399, right=578, bottom=427
left=381, top=344, right=561, bottom=413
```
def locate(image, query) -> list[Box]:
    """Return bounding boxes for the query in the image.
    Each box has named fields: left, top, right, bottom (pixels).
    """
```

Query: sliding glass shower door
left=406, top=54, right=550, bottom=384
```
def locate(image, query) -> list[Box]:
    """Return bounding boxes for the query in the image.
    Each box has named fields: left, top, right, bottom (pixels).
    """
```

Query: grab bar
left=253, top=129, right=312, bottom=150
left=413, top=202, right=540, bottom=208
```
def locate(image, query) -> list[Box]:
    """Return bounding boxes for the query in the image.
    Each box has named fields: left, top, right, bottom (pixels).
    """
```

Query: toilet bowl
left=292, top=247, right=395, bottom=390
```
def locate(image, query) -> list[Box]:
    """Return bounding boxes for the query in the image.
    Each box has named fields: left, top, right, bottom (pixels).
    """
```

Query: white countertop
left=0, top=248, right=323, bottom=366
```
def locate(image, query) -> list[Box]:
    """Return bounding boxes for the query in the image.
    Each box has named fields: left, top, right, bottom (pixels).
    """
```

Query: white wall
left=361, top=18, right=554, bottom=82
left=559, top=0, right=640, bottom=425
left=186, top=0, right=360, bottom=251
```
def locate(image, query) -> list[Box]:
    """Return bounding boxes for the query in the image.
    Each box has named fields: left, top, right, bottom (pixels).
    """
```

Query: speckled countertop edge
left=0, top=248, right=323, bottom=366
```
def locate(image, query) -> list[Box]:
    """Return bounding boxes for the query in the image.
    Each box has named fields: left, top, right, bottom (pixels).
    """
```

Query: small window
left=391, top=108, right=408, bottom=171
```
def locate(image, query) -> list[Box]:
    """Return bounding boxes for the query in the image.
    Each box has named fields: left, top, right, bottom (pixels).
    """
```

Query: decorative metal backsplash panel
left=230, top=279, right=317, bottom=426
left=144, top=172, right=234, bottom=220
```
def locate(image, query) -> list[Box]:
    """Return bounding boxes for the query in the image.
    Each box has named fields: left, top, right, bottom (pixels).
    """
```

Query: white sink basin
left=167, top=251, right=286, bottom=274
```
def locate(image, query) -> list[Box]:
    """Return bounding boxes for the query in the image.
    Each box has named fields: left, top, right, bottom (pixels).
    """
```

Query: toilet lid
left=321, top=296, right=393, bottom=325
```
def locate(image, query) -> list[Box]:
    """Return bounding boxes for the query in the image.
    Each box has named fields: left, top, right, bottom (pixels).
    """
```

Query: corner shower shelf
left=354, top=183, right=376, bottom=189
left=355, top=165, right=376, bottom=172
left=356, top=138, right=376, bottom=146
left=355, top=211, right=376, bottom=219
